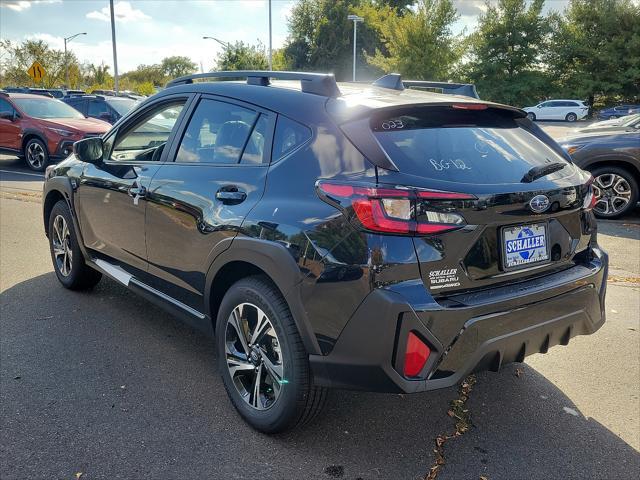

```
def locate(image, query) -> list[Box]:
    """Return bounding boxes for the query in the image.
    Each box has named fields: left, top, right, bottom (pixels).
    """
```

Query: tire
left=590, top=166, right=639, bottom=219
left=216, top=275, right=327, bottom=433
left=565, top=112, right=578, bottom=122
left=48, top=200, right=102, bottom=290
left=526, top=112, right=536, bottom=121
left=24, top=137, right=49, bottom=172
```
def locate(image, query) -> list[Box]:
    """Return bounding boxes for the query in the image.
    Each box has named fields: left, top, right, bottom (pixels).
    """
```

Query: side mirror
left=99, top=113, right=113, bottom=123
left=73, top=137, right=103, bottom=165
left=537, top=105, right=542, bottom=109
left=0, top=110, right=15, bottom=121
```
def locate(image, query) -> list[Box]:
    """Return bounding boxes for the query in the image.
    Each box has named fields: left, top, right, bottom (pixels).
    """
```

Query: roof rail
left=372, top=74, right=480, bottom=99
left=166, top=70, right=341, bottom=97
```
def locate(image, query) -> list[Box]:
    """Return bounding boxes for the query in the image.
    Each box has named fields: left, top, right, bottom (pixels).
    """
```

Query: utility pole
left=347, top=15, right=364, bottom=82
left=109, top=0, right=119, bottom=93
left=63, top=32, right=86, bottom=88
left=268, top=0, right=272, bottom=70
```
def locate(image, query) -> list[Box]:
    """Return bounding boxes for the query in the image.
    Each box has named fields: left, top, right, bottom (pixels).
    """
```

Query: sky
left=0, top=0, right=571, bottom=73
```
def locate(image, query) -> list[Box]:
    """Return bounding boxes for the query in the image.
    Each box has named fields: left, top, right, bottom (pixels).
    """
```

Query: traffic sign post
left=27, top=62, right=46, bottom=84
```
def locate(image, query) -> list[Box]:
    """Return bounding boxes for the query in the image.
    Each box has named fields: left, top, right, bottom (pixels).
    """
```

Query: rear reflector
left=583, top=176, right=597, bottom=210
left=404, top=332, right=430, bottom=377
left=317, top=181, right=474, bottom=236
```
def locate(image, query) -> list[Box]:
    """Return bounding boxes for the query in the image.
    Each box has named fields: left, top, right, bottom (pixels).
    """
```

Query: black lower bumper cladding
left=310, top=248, right=608, bottom=393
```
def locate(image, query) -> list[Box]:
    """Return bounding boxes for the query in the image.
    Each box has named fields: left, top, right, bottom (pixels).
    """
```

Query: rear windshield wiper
left=521, top=162, right=566, bottom=183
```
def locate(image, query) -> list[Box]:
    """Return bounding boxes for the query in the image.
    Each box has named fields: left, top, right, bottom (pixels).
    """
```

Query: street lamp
left=63, top=32, right=86, bottom=88
left=202, top=36, right=230, bottom=49
left=347, top=15, right=364, bottom=82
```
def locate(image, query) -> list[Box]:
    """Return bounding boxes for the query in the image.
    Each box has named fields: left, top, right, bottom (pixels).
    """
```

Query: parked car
left=0, top=92, right=110, bottom=171
left=574, top=113, right=640, bottom=134
left=558, top=130, right=639, bottom=219
left=42, top=71, right=607, bottom=433
left=62, top=94, right=139, bottom=124
left=523, top=100, right=589, bottom=122
left=596, top=104, right=640, bottom=120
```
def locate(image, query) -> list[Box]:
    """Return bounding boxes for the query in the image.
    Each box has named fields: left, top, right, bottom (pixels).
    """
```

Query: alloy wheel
left=592, top=173, right=633, bottom=216
left=26, top=142, right=46, bottom=169
left=52, top=215, right=73, bottom=276
left=224, top=302, right=284, bottom=410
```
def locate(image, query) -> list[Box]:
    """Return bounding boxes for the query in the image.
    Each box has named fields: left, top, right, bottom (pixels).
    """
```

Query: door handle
left=215, top=188, right=247, bottom=205
left=128, top=183, right=147, bottom=205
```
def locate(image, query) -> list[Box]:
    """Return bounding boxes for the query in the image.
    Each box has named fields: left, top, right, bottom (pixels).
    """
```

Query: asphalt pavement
left=1, top=122, right=639, bottom=480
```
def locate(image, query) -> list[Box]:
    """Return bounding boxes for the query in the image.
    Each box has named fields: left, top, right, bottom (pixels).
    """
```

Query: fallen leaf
left=74, top=473, right=83, bottom=480
left=515, top=368, right=524, bottom=378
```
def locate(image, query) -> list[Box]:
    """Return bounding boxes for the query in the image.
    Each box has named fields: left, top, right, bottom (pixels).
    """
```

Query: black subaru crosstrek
left=42, top=71, right=608, bottom=433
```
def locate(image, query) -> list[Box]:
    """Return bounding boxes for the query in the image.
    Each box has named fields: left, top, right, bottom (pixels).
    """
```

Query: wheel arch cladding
left=43, top=189, right=66, bottom=235
left=22, top=131, right=48, bottom=151
left=206, top=237, right=322, bottom=356
left=586, top=159, right=640, bottom=182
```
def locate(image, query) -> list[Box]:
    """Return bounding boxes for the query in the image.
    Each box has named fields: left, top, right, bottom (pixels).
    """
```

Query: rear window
left=372, top=107, right=571, bottom=184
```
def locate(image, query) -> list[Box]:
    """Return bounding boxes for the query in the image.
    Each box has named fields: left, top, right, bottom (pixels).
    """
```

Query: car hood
left=40, top=117, right=110, bottom=134
left=558, top=130, right=639, bottom=144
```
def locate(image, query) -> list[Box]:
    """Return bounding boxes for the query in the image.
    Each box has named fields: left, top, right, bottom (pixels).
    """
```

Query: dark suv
left=42, top=71, right=608, bottom=433
left=62, top=94, right=138, bottom=124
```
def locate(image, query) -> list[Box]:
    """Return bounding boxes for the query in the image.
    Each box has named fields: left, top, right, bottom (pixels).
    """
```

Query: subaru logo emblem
left=529, top=195, right=550, bottom=213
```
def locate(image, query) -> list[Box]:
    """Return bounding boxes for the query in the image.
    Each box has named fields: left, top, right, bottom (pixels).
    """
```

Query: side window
left=539, top=102, right=551, bottom=108
left=175, top=98, right=257, bottom=164
left=566, top=102, right=579, bottom=107
left=240, top=114, right=269, bottom=164
left=110, top=101, right=185, bottom=162
left=272, top=116, right=311, bottom=160
left=0, top=98, right=15, bottom=114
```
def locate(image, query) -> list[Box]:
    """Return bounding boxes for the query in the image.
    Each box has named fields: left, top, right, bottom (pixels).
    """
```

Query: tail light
left=404, top=331, right=430, bottom=377
left=317, top=181, right=475, bottom=235
left=583, top=176, right=597, bottom=210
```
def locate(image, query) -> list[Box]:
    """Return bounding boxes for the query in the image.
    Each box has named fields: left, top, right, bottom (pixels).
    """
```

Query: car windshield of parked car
left=13, top=98, right=84, bottom=119
left=107, top=98, right=138, bottom=116
left=621, top=114, right=640, bottom=126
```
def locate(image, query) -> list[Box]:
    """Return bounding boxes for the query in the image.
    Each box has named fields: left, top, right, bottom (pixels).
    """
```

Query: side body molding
left=205, top=236, right=323, bottom=356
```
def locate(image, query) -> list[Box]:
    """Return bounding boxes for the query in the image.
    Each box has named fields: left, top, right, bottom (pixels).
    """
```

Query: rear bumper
left=310, top=247, right=608, bottom=393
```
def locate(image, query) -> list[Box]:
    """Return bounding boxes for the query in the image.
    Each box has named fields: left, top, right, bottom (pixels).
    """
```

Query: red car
left=0, top=92, right=110, bottom=171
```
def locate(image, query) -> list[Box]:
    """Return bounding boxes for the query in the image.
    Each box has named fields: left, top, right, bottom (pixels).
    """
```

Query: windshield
left=372, top=107, right=570, bottom=184
left=14, top=97, right=84, bottom=119
left=621, top=114, right=640, bottom=126
left=107, top=98, right=137, bottom=116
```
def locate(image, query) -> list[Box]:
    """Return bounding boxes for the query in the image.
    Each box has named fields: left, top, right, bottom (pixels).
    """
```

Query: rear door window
left=371, top=106, right=571, bottom=184
left=175, top=98, right=258, bottom=164
left=273, top=116, right=311, bottom=161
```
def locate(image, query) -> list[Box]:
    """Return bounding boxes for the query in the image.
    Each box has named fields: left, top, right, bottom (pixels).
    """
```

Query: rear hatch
left=339, top=103, right=595, bottom=296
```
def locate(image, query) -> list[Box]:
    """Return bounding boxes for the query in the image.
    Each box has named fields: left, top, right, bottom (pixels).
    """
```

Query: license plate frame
left=501, top=222, right=550, bottom=271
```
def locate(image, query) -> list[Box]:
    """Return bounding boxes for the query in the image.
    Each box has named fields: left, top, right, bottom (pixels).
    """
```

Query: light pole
left=268, top=0, right=272, bottom=70
left=202, top=36, right=230, bottom=49
left=347, top=15, right=364, bottom=82
left=63, top=32, right=86, bottom=88
left=109, top=0, right=119, bottom=94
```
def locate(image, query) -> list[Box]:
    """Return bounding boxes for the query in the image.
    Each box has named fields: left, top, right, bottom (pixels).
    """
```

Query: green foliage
left=215, top=41, right=269, bottom=71
left=120, top=64, right=165, bottom=86
left=546, top=0, right=640, bottom=104
left=0, top=39, right=72, bottom=88
left=462, top=0, right=551, bottom=106
left=160, top=55, right=197, bottom=78
left=368, top=0, right=460, bottom=80
left=283, top=0, right=384, bottom=80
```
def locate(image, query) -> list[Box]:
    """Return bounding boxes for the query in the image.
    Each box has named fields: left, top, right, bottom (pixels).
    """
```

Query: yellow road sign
left=27, top=62, right=46, bottom=82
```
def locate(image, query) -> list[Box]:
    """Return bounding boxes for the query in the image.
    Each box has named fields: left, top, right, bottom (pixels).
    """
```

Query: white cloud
left=86, top=1, right=150, bottom=23
left=1, top=0, right=60, bottom=12
left=452, top=0, right=487, bottom=18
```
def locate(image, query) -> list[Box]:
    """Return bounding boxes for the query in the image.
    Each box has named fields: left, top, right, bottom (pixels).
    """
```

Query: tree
left=546, top=0, right=640, bottom=105
left=160, top=55, right=197, bottom=79
left=368, top=0, right=460, bottom=81
left=215, top=41, right=269, bottom=71
left=283, top=0, right=384, bottom=80
left=462, top=0, right=550, bottom=106
left=0, top=39, right=74, bottom=88
left=120, top=63, right=165, bottom=86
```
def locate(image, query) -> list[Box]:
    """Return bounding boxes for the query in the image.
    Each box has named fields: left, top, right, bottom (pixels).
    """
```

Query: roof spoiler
left=166, top=71, right=341, bottom=98
left=373, top=74, right=480, bottom=99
